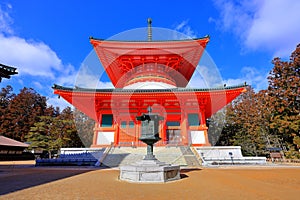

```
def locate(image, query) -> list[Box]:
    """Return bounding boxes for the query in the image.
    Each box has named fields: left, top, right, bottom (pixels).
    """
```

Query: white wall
left=190, top=130, right=206, bottom=144
left=97, top=132, right=115, bottom=145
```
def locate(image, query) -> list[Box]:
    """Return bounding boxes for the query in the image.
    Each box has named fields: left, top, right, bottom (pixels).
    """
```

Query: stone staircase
left=179, top=146, right=202, bottom=167
left=101, top=146, right=201, bottom=168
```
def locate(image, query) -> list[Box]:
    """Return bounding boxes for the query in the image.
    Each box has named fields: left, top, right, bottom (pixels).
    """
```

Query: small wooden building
left=0, top=136, right=33, bottom=161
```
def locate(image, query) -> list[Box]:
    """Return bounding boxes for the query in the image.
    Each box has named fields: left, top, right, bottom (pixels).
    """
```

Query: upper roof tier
left=90, top=37, right=209, bottom=88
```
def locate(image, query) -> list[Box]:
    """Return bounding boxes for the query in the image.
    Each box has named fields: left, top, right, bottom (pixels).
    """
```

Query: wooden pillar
left=162, top=120, right=167, bottom=144
left=180, top=100, right=189, bottom=145
left=92, top=122, right=98, bottom=147
left=135, top=107, right=142, bottom=146
left=204, top=129, right=210, bottom=146
left=114, top=122, right=119, bottom=146
left=158, top=103, right=166, bottom=145
left=114, top=111, right=119, bottom=146
left=200, top=106, right=210, bottom=146
left=98, top=113, right=103, bottom=127
left=181, top=114, right=189, bottom=145
left=200, top=106, right=206, bottom=125
left=92, top=113, right=102, bottom=147
left=135, top=121, right=140, bottom=146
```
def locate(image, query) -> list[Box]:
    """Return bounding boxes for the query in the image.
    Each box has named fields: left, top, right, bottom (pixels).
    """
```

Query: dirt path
left=1, top=165, right=300, bottom=200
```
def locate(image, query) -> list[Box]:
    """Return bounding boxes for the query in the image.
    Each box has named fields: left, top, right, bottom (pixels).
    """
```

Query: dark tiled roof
left=0, top=63, right=18, bottom=82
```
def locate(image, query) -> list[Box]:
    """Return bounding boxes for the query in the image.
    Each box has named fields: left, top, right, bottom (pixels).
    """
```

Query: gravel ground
left=1, top=161, right=300, bottom=200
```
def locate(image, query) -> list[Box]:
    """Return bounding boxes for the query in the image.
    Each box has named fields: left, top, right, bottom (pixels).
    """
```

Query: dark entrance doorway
left=166, top=121, right=181, bottom=145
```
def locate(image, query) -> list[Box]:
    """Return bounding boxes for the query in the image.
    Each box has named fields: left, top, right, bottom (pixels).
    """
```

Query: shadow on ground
left=180, top=168, right=202, bottom=179
left=0, top=165, right=96, bottom=195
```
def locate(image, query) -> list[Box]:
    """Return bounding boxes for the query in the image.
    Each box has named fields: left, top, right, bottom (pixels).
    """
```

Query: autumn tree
left=0, top=87, right=47, bottom=141
left=214, top=87, right=273, bottom=156
left=207, top=108, right=227, bottom=146
left=0, top=85, right=16, bottom=136
left=0, top=85, right=15, bottom=110
left=73, top=108, right=95, bottom=147
left=267, top=44, right=300, bottom=157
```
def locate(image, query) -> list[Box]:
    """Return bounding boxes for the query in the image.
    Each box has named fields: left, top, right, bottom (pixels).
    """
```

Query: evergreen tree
left=26, top=112, right=81, bottom=158
left=59, top=107, right=84, bottom=148
left=26, top=116, right=62, bottom=158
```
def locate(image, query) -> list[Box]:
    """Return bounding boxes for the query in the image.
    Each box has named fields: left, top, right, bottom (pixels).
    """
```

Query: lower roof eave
left=52, top=84, right=247, bottom=94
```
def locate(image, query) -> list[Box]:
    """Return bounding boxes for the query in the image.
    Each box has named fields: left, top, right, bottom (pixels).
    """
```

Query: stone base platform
left=195, top=146, right=267, bottom=166
left=119, top=159, right=180, bottom=183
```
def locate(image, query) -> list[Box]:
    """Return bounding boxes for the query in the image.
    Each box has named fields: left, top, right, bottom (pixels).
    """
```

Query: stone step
left=101, top=146, right=201, bottom=168
left=180, top=146, right=195, bottom=155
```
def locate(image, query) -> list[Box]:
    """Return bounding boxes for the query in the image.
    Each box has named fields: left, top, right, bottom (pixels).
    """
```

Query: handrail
left=190, top=147, right=204, bottom=165
left=97, top=142, right=114, bottom=167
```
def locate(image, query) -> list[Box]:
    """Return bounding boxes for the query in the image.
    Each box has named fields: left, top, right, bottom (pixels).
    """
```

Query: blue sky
left=0, top=0, right=300, bottom=108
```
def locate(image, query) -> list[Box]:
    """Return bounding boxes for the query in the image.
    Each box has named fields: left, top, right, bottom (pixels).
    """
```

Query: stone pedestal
left=120, top=159, right=180, bottom=183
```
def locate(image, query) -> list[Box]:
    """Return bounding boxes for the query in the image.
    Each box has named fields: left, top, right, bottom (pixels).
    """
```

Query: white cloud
left=0, top=4, right=13, bottom=34
left=188, top=51, right=224, bottom=88
left=191, top=63, right=267, bottom=91
left=212, top=0, right=300, bottom=58
left=55, top=64, right=77, bottom=87
left=0, top=6, right=63, bottom=79
left=187, top=70, right=209, bottom=88
left=188, top=65, right=223, bottom=88
left=33, top=81, right=43, bottom=89
left=174, top=20, right=198, bottom=39
left=246, top=0, right=300, bottom=57
left=188, top=63, right=268, bottom=91
left=6, top=4, right=12, bottom=9
left=211, top=0, right=259, bottom=37
left=223, top=66, right=268, bottom=91
left=97, top=81, right=114, bottom=89
left=47, top=96, right=73, bottom=110
left=0, top=34, right=63, bottom=78
left=75, top=64, right=114, bottom=89
left=0, top=6, right=77, bottom=109
left=65, top=49, right=114, bottom=89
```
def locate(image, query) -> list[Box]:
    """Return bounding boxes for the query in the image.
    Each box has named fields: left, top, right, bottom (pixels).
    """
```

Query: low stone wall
left=36, top=158, right=98, bottom=166
left=60, top=148, right=105, bottom=154
left=195, top=146, right=266, bottom=166
left=36, top=148, right=106, bottom=166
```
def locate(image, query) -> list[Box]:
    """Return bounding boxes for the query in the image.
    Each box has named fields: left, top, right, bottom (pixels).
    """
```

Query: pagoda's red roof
left=90, top=37, right=209, bottom=88
left=53, top=84, right=246, bottom=122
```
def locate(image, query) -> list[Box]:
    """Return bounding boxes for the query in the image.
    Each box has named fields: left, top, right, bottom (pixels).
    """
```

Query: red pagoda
left=53, top=19, right=246, bottom=147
